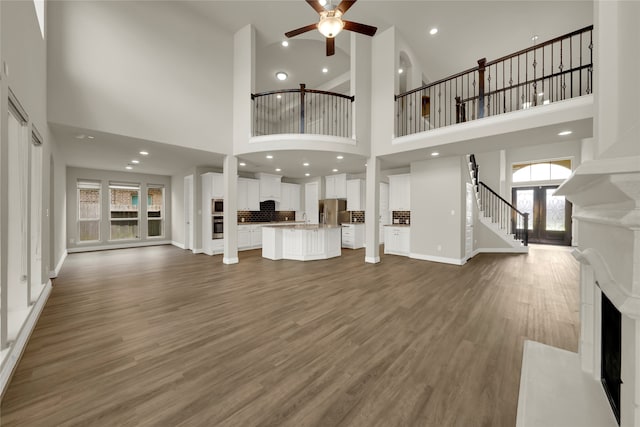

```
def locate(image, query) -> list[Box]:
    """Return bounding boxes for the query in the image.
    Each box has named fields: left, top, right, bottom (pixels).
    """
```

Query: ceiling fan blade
left=343, top=20, right=377, bottom=37
left=336, top=0, right=356, bottom=15
left=326, top=37, right=335, bottom=56
left=285, top=23, right=318, bottom=38
left=306, top=0, right=326, bottom=14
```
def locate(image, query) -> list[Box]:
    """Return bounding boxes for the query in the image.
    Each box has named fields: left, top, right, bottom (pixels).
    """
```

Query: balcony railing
left=395, top=25, right=594, bottom=137
left=251, top=84, right=354, bottom=138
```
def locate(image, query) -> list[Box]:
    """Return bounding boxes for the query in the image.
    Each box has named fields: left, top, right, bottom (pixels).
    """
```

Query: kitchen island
left=262, top=224, right=342, bottom=261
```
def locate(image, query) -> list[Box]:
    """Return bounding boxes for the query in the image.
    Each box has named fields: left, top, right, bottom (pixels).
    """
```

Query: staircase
left=468, top=154, right=529, bottom=251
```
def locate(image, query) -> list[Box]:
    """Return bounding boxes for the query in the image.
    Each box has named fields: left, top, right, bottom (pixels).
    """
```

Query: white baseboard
left=409, top=253, right=465, bottom=265
left=171, top=241, right=185, bottom=249
left=223, top=257, right=239, bottom=264
left=192, top=248, right=203, bottom=254
left=0, top=280, right=52, bottom=397
left=49, top=250, right=68, bottom=278
left=67, top=240, right=171, bottom=253
left=365, top=256, right=380, bottom=264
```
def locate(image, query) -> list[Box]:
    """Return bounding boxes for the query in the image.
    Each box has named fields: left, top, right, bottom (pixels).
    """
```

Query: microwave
left=212, top=199, right=223, bottom=214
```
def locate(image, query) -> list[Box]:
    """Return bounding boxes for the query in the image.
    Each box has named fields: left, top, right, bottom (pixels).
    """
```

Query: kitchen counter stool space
left=262, top=224, right=341, bottom=261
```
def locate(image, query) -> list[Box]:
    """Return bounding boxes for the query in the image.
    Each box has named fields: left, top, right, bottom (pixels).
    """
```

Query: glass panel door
left=512, top=186, right=572, bottom=245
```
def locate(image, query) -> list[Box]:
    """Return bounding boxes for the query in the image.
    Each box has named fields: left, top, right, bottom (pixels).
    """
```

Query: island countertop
left=261, top=224, right=342, bottom=230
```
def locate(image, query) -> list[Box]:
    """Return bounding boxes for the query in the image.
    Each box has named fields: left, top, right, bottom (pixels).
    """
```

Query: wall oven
left=212, top=215, right=223, bottom=239
left=212, top=199, right=224, bottom=214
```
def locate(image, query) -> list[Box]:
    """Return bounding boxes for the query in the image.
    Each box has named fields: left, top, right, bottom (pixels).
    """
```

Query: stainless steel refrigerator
left=319, top=199, right=349, bottom=226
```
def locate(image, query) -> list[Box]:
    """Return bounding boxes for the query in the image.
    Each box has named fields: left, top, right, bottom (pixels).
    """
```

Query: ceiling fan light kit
left=284, top=0, right=377, bottom=56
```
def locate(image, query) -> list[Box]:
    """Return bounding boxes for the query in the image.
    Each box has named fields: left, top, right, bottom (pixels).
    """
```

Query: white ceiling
left=52, top=1, right=594, bottom=178
left=51, top=123, right=225, bottom=176
left=237, top=150, right=367, bottom=179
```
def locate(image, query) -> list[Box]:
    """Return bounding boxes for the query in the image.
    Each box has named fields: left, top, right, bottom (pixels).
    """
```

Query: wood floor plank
left=0, top=244, right=579, bottom=426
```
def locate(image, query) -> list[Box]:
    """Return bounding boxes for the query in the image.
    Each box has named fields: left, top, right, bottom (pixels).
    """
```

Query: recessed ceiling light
left=276, top=94, right=282, bottom=99
left=431, top=152, right=440, bottom=156
left=558, top=130, right=572, bottom=136
left=239, top=162, right=246, bottom=166
left=75, top=134, right=86, bottom=140
left=87, top=135, right=95, bottom=140
left=139, top=151, right=149, bottom=156
left=322, top=67, right=328, bottom=73
left=319, top=0, right=327, bottom=5
left=303, top=162, right=309, bottom=166
left=305, top=173, right=310, bottom=177
left=336, top=155, right=344, bottom=160
left=281, top=40, right=289, bottom=47
left=125, top=166, right=133, bottom=170
left=429, top=28, right=438, bottom=35
left=275, top=71, right=288, bottom=81
left=531, top=35, right=539, bottom=42
left=131, top=159, right=140, bottom=164
left=275, top=168, right=282, bottom=172
left=332, top=169, right=338, bottom=172
left=398, top=68, right=404, bottom=74
left=266, top=155, right=274, bottom=159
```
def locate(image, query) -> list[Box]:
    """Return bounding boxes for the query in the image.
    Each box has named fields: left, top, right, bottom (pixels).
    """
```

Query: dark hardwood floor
left=0, top=244, right=579, bottom=426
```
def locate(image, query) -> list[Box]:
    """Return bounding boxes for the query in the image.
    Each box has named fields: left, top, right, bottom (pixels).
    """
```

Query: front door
left=512, top=186, right=572, bottom=245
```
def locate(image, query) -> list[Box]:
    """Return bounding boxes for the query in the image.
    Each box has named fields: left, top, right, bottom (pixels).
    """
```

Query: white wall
left=66, top=167, right=172, bottom=251
left=410, top=156, right=464, bottom=262
left=47, top=1, right=233, bottom=154
left=594, top=1, right=640, bottom=158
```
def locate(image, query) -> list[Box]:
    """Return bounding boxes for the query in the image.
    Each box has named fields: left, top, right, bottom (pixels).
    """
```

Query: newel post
left=477, top=58, right=486, bottom=119
left=299, top=83, right=306, bottom=134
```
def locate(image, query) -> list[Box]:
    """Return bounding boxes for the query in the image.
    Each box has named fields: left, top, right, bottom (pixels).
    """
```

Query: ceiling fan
left=284, top=0, right=377, bottom=56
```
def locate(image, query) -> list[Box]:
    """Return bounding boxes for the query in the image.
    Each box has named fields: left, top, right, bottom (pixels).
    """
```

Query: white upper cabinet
left=280, top=183, right=301, bottom=211
left=256, top=173, right=282, bottom=201
left=325, top=173, right=347, bottom=199
left=389, top=174, right=411, bottom=211
left=237, top=178, right=260, bottom=211
left=202, top=172, right=224, bottom=199
left=346, top=179, right=365, bottom=211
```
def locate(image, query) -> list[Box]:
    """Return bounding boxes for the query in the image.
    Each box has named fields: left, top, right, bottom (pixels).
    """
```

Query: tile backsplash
left=238, top=210, right=296, bottom=223
left=350, top=211, right=365, bottom=222
left=392, top=211, right=411, bottom=225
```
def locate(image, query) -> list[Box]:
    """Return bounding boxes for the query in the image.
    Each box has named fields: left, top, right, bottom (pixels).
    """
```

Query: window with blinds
left=77, top=181, right=101, bottom=242
left=109, top=182, right=140, bottom=240
left=147, top=185, right=164, bottom=238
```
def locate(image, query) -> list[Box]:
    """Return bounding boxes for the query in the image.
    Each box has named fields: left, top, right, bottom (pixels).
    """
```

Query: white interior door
left=305, top=182, right=318, bottom=224
left=465, top=182, right=474, bottom=259
left=184, top=175, right=194, bottom=251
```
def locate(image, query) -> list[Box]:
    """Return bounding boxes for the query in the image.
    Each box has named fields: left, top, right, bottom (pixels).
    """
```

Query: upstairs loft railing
left=478, top=182, right=529, bottom=246
left=252, top=84, right=354, bottom=138
left=395, top=25, right=594, bottom=137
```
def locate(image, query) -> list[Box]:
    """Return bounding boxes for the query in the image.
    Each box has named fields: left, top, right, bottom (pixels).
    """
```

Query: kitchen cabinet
left=237, top=178, right=260, bottom=211
left=280, top=183, right=301, bottom=211
left=272, top=226, right=341, bottom=261
left=202, top=172, right=224, bottom=199
left=256, top=173, right=282, bottom=201
left=342, top=223, right=365, bottom=249
left=238, top=224, right=263, bottom=250
left=384, top=226, right=410, bottom=256
left=389, top=174, right=411, bottom=211
left=346, top=179, right=365, bottom=211
left=325, top=173, right=347, bottom=199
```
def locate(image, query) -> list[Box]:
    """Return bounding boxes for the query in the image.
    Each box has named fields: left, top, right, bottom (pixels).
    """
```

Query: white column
left=365, top=157, right=380, bottom=263
left=223, top=155, right=238, bottom=264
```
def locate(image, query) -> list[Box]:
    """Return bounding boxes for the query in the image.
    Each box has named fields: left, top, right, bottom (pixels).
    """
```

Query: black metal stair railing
left=395, top=25, right=594, bottom=137
left=478, top=182, right=529, bottom=246
left=251, top=84, right=354, bottom=138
